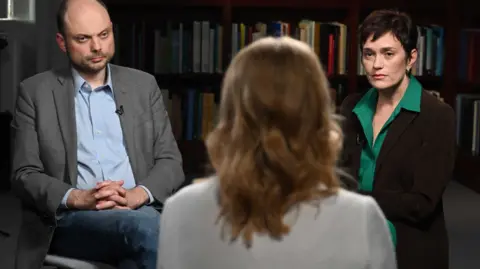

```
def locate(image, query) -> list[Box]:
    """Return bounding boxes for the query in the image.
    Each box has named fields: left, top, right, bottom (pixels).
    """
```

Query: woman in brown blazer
left=340, top=9, right=456, bottom=269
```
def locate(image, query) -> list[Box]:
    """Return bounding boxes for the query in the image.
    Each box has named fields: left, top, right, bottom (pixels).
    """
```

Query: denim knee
left=136, top=213, right=160, bottom=242
left=119, top=208, right=160, bottom=253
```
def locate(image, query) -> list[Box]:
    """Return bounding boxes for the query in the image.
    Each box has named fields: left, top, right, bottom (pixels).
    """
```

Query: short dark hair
left=359, top=9, right=418, bottom=58
left=56, top=0, right=109, bottom=35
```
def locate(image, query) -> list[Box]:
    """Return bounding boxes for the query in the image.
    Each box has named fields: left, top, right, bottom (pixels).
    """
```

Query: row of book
left=111, top=20, right=449, bottom=77
left=230, top=20, right=348, bottom=77
left=161, top=89, right=219, bottom=141
left=112, top=21, right=223, bottom=75
left=160, top=83, right=347, bottom=142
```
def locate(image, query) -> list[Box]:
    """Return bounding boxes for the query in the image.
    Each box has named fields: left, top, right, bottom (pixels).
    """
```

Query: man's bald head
left=55, top=0, right=115, bottom=77
left=56, top=0, right=109, bottom=36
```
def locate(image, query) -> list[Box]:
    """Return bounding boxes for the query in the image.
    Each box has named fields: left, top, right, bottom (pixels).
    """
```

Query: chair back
left=0, top=112, right=12, bottom=191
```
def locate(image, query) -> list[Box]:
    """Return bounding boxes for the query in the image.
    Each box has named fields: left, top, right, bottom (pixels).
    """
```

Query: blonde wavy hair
left=206, top=36, right=343, bottom=247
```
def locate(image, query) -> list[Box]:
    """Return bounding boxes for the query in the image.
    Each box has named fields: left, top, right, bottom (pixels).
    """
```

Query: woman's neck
left=377, top=75, right=410, bottom=107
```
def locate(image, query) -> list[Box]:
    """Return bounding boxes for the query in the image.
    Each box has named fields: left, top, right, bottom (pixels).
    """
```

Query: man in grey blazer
left=10, top=0, right=184, bottom=268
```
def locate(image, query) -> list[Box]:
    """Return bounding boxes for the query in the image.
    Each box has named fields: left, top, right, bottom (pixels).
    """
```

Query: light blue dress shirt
left=60, top=65, right=153, bottom=208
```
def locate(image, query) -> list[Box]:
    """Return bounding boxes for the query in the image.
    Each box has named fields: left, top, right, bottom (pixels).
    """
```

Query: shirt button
left=95, top=130, right=101, bottom=135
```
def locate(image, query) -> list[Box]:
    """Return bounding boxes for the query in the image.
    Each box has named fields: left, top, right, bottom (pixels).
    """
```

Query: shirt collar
left=71, top=64, right=113, bottom=93
left=353, top=74, right=422, bottom=115
left=399, top=74, right=422, bottom=112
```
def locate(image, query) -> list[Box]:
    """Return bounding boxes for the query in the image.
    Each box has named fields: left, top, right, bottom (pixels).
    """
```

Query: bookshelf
left=103, top=0, right=480, bottom=192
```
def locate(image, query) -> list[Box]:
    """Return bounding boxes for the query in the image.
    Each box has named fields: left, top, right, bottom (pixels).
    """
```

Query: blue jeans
left=49, top=206, right=161, bottom=269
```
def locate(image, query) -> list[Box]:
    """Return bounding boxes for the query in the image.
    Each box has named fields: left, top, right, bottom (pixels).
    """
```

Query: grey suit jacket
left=10, top=64, right=184, bottom=269
left=158, top=177, right=397, bottom=269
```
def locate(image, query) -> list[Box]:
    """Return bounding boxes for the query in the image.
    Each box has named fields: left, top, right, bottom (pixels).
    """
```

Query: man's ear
left=56, top=33, right=67, bottom=53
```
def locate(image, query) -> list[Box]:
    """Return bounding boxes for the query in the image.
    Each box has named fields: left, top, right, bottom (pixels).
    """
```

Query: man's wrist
left=60, top=188, right=75, bottom=209
left=134, top=186, right=150, bottom=205
left=66, top=189, right=80, bottom=209
left=137, top=185, right=155, bottom=205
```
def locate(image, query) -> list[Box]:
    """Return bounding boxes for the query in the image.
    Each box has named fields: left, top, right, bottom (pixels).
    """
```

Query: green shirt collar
left=353, top=74, right=422, bottom=115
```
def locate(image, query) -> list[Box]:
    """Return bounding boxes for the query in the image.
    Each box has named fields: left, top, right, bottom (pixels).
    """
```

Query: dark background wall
left=0, top=0, right=67, bottom=113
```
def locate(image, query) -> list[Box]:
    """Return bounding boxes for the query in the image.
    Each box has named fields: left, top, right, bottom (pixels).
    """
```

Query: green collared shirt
left=352, top=74, right=422, bottom=246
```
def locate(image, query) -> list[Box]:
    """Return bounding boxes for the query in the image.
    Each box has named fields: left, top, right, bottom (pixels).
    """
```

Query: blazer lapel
left=53, top=70, right=78, bottom=186
left=375, top=110, right=417, bottom=175
left=110, top=67, right=138, bottom=180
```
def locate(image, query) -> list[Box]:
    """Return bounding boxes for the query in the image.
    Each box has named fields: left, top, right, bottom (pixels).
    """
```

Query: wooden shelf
left=457, top=1, right=480, bottom=28
left=230, top=0, right=448, bottom=9
left=359, top=9, right=447, bottom=26
left=356, top=75, right=444, bottom=89
left=154, top=73, right=349, bottom=89
left=230, top=0, right=350, bottom=8
left=456, top=81, right=480, bottom=94
left=232, top=8, right=349, bottom=25
left=155, top=74, right=442, bottom=86
left=454, top=150, right=480, bottom=194
left=154, top=73, right=223, bottom=89
left=360, top=0, right=448, bottom=9
left=105, top=0, right=225, bottom=21
left=103, top=0, right=224, bottom=7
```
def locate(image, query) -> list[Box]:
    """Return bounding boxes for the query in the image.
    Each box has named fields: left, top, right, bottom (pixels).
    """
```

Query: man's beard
left=67, top=50, right=112, bottom=75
